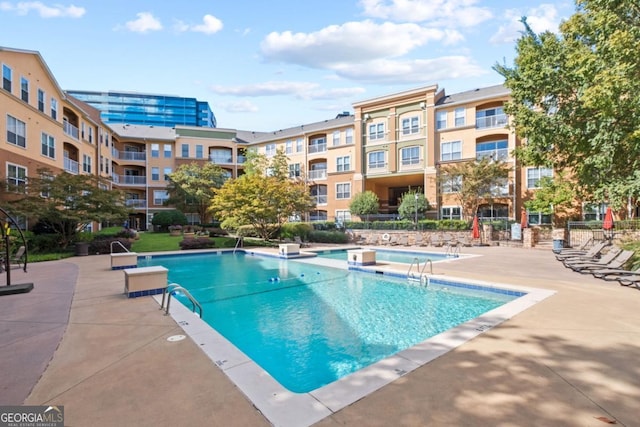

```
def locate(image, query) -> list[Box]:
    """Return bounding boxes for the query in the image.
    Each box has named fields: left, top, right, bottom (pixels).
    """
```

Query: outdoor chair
left=557, top=241, right=608, bottom=263
left=568, top=249, right=634, bottom=274
left=592, top=265, right=640, bottom=281
left=563, top=245, right=621, bottom=269
left=618, top=275, right=640, bottom=289
left=293, top=236, right=310, bottom=248
left=6, top=245, right=26, bottom=269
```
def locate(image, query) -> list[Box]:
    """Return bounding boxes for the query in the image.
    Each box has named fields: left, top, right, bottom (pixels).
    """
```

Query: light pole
left=414, top=193, right=419, bottom=229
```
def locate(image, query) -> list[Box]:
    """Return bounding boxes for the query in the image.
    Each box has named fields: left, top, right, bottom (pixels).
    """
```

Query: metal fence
left=567, top=220, right=640, bottom=247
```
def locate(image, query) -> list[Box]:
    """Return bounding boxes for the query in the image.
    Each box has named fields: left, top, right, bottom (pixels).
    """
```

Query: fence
left=567, top=220, right=640, bottom=247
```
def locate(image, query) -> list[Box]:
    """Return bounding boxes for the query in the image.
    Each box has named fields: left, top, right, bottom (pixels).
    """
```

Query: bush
left=89, top=237, right=132, bottom=254
left=307, top=230, right=349, bottom=244
left=26, top=233, right=64, bottom=254
left=280, top=222, right=314, bottom=239
left=179, top=237, right=217, bottom=250
left=436, top=220, right=469, bottom=230
left=152, top=210, right=188, bottom=232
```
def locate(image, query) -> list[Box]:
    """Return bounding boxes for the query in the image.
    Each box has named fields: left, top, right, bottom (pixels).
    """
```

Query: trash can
left=552, top=239, right=564, bottom=253
left=75, top=242, right=89, bottom=256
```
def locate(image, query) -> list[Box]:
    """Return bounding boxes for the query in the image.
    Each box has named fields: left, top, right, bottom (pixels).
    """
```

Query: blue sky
left=1, top=0, right=574, bottom=131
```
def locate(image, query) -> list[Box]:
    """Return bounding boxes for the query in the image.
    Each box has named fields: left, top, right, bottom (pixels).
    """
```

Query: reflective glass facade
left=66, top=90, right=216, bottom=128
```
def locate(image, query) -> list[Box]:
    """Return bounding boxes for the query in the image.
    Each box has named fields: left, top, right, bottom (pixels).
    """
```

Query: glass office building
left=66, top=90, right=216, bottom=128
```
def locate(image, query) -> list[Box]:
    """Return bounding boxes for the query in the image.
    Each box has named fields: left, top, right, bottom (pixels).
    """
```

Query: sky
left=0, top=0, right=575, bottom=132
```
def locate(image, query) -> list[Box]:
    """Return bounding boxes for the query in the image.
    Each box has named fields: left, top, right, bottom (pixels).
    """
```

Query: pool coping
left=150, top=250, right=555, bottom=427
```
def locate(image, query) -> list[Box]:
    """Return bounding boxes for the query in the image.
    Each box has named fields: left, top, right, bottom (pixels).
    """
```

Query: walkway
left=1, top=246, right=639, bottom=426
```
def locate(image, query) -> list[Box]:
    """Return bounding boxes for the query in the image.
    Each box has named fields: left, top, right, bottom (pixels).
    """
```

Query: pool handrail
left=110, top=240, right=130, bottom=253
left=407, top=257, right=432, bottom=283
left=161, top=283, right=203, bottom=318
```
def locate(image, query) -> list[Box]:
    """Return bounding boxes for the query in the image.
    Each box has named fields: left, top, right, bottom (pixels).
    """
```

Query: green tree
left=210, top=149, right=315, bottom=240
left=166, top=162, right=227, bottom=224
left=3, top=169, right=129, bottom=247
left=494, top=1, right=640, bottom=211
left=440, top=159, right=511, bottom=219
left=398, top=190, right=429, bottom=222
left=524, top=173, right=576, bottom=227
left=349, top=191, right=379, bottom=221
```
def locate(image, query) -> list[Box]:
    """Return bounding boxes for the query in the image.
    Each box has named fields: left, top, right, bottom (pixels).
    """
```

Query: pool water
left=140, top=252, right=521, bottom=393
left=314, top=248, right=450, bottom=264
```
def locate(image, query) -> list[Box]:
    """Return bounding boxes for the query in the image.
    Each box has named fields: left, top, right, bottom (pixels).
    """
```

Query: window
left=332, top=131, right=341, bottom=146
left=181, top=144, right=189, bottom=158
left=2, top=64, right=11, bottom=92
left=336, top=183, right=351, bottom=199
left=88, top=127, right=93, bottom=144
left=527, top=211, right=552, bottom=225
left=476, top=140, right=508, bottom=161
left=285, top=140, right=292, bottom=154
left=336, top=155, right=351, bottom=172
left=401, top=146, right=420, bottom=165
left=151, top=144, right=159, bottom=158
left=81, top=123, right=86, bottom=140
left=37, top=89, right=45, bottom=112
left=41, top=132, right=55, bottom=158
left=50, top=98, right=57, bottom=120
left=296, top=138, right=303, bottom=152
left=441, top=206, right=461, bottom=220
left=368, top=123, right=384, bottom=140
left=82, top=155, right=92, bottom=173
left=442, top=175, right=462, bottom=193
left=195, top=145, right=203, bottom=159
left=20, top=77, right=29, bottom=103
left=163, top=144, right=172, bottom=158
left=583, top=203, right=608, bottom=221
left=345, top=128, right=353, bottom=144
left=40, top=172, right=53, bottom=198
left=368, top=151, right=385, bottom=169
left=455, top=108, right=465, bottom=127
left=309, top=137, right=326, bottom=153
left=164, top=167, right=172, bottom=181
left=476, top=107, right=507, bottom=129
left=401, top=116, right=419, bottom=135
left=441, top=141, right=461, bottom=161
left=7, top=115, right=26, bottom=148
left=310, top=184, right=328, bottom=205
left=335, top=210, right=351, bottom=224
left=436, top=111, right=447, bottom=130
left=526, top=167, right=553, bottom=189
left=7, top=163, right=27, bottom=192
left=265, top=143, right=276, bottom=157
left=151, top=167, right=160, bottom=181
left=289, top=163, right=301, bottom=178
left=153, top=190, right=169, bottom=206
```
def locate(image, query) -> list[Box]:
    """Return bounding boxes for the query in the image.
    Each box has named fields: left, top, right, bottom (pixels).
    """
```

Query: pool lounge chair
left=563, top=246, right=620, bottom=269
left=414, top=233, right=428, bottom=247
left=557, top=241, right=608, bottom=263
left=618, top=275, right=640, bottom=289
left=568, top=249, right=633, bottom=274
left=294, top=236, right=310, bottom=248
left=592, top=266, right=640, bottom=281
left=555, top=238, right=592, bottom=257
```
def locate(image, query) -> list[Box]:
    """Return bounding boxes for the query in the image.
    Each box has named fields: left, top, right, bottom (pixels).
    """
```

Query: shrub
left=436, top=220, right=469, bottom=230
left=307, top=230, right=349, bottom=244
left=26, top=233, right=64, bottom=254
left=152, top=210, right=188, bottom=231
left=89, top=237, right=132, bottom=254
left=280, top=222, right=314, bottom=239
left=179, top=237, right=217, bottom=250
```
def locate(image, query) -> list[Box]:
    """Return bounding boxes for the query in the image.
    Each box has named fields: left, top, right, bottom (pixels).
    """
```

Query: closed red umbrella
left=520, top=210, right=528, bottom=229
left=603, top=207, right=614, bottom=240
left=472, top=215, right=480, bottom=239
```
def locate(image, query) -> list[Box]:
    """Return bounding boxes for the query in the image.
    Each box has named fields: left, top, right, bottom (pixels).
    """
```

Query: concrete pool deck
left=2, top=245, right=639, bottom=426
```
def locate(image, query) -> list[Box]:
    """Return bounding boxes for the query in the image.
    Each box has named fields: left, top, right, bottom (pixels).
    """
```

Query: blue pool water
left=314, top=248, right=449, bottom=263
left=140, top=252, right=522, bottom=393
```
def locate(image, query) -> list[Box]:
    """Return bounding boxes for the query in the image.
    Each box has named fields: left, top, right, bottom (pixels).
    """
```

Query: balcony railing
left=210, top=155, right=233, bottom=164
left=112, top=148, right=146, bottom=161
left=64, top=157, right=79, bottom=174
left=125, top=199, right=147, bottom=208
left=237, top=155, right=246, bottom=164
left=112, top=174, right=146, bottom=185
left=308, top=143, right=327, bottom=154
left=63, top=121, right=79, bottom=139
left=308, top=169, right=327, bottom=180
left=312, top=195, right=328, bottom=205
left=476, top=149, right=509, bottom=161
left=476, top=114, right=508, bottom=129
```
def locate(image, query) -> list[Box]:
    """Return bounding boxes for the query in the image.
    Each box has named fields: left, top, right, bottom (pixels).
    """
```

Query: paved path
left=1, top=246, right=639, bottom=426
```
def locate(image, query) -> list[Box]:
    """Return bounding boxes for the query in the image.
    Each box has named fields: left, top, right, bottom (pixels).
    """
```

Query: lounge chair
left=395, top=235, right=409, bottom=246
left=430, top=233, right=445, bottom=247
left=557, top=241, right=608, bottom=263
left=414, top=233, right=428, bottom=247
left=592, top=266, right=640, bottom=281
left=9, top=245, right=26, bottom=268
left=555, top=238, right=592, bottom=258
left=568, top=249, right=634, bottom=274
left=618, top=275, right=640, bottom=289
left=293, top=236, right=310, bottom=248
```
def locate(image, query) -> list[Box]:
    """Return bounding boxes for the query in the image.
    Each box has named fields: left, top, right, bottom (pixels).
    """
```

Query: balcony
left=476, top=149, right=509, bottom=162
left=308, top=169, right=327, bottom=180
left=113, top=148, right=146, bottom=161
left=63, top=121, right=79, bottom=140
left=125, top=199, right=147, bottom=208
left=64, top=157, right=79, bottom=174
left=312, top=195, right=328, bottom=205
left=476, top=114, right=508, bottom=129
left=112, top=174, right=146, bottom=185
left=237, top=155, right=246, bottom=164
left=210, top=155, right=233, bottom=164
left=308, top=143, right=327, bottom=154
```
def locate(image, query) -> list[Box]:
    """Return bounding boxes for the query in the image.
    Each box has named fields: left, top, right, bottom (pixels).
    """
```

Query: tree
left=2, top=169, right=129, bottom=247
left=166, top=162, right=227, bottom=224
left=398, top=190, right=429, bottom=222
left=439, top=159, right=511, bottom=219
left=524, top=173, right=576, bottom=227
left=349, top=191, right=379, bottom=221
left=209, top=149, right=315, bottom=240
left=494, top=1, right=640, bottom=211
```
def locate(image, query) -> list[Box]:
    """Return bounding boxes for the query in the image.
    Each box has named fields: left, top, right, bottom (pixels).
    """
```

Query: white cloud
left=125, top=12, right=162, bottom=33
left=211, top=81, right=366, bottom=101
left=490, top=3, right=561, bottom=44
left=261, top=20, right=462, bottom=68
left=359, top=0, right=492, bottom=27
left=176, top=14, right=223, bottom=34
left=219, top=100, right=259, bottom=113
left=0, top=1, right=85, bottom=18
left=333, top=56, right=487, bottom=84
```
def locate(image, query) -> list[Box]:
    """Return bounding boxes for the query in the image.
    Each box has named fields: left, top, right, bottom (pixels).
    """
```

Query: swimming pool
left=313, top=247, right=450, bottom=264
left=140, top=251, right=522, bottom=393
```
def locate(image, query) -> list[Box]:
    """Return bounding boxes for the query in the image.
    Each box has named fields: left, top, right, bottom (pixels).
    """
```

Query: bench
left=123, top=266, right=168, bottom=298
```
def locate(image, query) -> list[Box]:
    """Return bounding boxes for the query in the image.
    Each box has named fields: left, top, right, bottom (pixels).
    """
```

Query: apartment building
left=3, top=45, right=576, bottom=231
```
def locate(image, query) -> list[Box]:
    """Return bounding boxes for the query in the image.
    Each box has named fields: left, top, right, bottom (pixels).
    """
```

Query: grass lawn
left=131, top=232, right=183, bottom=252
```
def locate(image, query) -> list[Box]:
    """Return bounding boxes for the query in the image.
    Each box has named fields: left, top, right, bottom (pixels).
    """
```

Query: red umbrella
left=520, top=210, right=528, bottom=229
left=603, top=207, right=614, bottom=231
left=471, top=215, right=480, bottom=239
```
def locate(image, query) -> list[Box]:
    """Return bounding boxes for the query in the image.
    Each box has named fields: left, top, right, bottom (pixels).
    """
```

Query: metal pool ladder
left=407, top=258, right=432, bottom=285
left=160, top=283, right=203, bottom=318
left=110, top=240, right=130, bottom=253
